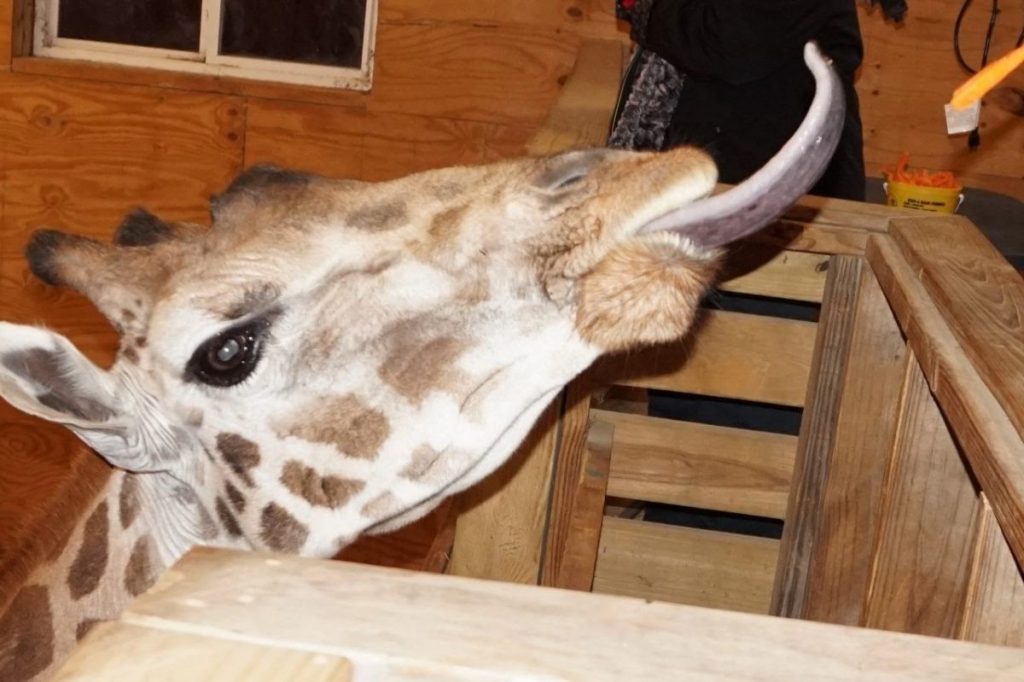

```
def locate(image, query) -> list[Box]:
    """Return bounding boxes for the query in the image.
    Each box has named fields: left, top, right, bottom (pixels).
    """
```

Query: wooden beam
left=960, top=496, right=1024, bottom=647
left=867, top=234, right=1024, bottom=573
left=600, top=409, right=796, bottom=519
left=445, top=401, right=560, bottom=584
left=774, top=257, right=911, bottom=624
left=592, top=517, right=779, bottom=614
left=862, top=353, right=981, bottom=637
left=525, top=39, right=623, bottom=154
left=772, top=255, right=862, bottom=618
left=890, top=217, right=1024, bottom=444
left=595, top=309, right=817, bottom=408
left=100, top=547, right=1024, bottom=681
left=54, top=623, right=353, bottom=681
left=717, top=247, right=829, bottom=303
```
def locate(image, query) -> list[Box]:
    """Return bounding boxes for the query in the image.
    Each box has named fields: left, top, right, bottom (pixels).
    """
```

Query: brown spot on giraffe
left=68, top=501, right=109, bottom=600
left=361, top=492, right=400, bottom=518
left=217, top=433, right=261, bottom=487
left=280, top=394, right=390, bottom=460
left=76, top=618, right=104, bottom=642
left=378, top=329, right=469, bottom=405
left=121, top=308, right=136, bottom=323
left=280, top=460, right=365, bottom=509
left=260, top=503, right=309, bottom=552
left=346, top=199, right=409, bottom=232
left=121, top=346, right=139, bottom=364
left=400, top=445, right=445, bottom=481
left=135, top=336, right=147, bottom=348
left=225, top=481, right=246, bottom=513
left=118, top=474, right=140, bottom=529
left=0, top=585, right=54, bottom=680
left=124, top=536, right=156, bottom=597
left=428, top=205, right=467, bottom=243
left=216, top=497, right=243, bottom=537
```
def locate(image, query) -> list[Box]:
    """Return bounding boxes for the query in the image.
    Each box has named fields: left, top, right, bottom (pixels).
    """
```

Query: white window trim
left=33, top=0, right=377, bottom=91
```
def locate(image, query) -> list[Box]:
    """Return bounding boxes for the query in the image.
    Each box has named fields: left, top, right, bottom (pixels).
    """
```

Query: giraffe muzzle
left=638, top=41, right=846, bottom=249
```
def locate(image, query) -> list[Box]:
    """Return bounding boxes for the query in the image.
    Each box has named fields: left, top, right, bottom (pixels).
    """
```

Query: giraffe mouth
left=638, top=41, right=845, bottom=249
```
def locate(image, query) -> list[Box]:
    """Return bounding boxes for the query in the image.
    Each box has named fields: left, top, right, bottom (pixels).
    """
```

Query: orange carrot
left=883, top=152, right=959, bottom=188
left=950, top=44, right=1024, bottom=110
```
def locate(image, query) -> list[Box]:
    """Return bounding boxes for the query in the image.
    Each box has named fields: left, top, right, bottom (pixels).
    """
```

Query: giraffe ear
left=0, top=323, right=183, bottom=472
left=0, top=323, right=124, bottom=425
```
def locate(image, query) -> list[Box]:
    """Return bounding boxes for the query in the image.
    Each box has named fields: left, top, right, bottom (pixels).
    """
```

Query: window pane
left=57, top=0, right=202, bottom=51
left=220, top=0, right=367, bottom=69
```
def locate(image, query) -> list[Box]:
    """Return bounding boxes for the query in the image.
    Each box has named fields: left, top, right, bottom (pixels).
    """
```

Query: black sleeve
left=642, top=0, right=834, bottom=85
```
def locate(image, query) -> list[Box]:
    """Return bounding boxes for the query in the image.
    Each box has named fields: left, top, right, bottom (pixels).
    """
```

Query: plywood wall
left=0, top=0, right=1020, bottom=555
left=858, top=1, right=1023, bottom=199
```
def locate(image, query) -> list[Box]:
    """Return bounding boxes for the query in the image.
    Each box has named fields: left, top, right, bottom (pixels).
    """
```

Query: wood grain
left=550, top=417, right=613, bottom=591
left=94, top=547, right=1024, bottom=681
left=380, top=0, right=627, bottom=42
left=445, top=401, right=560, bottom=584
left=525, top=39, right=622, bottom=155
left=857, top=1, right=1024, bottom=200
left=367, top=23, right=579, bottom=126
left=595, top=309, right=817, bottom=408
left=960, top=496, right=1024, bottom=647
left=718, top=246, right=830, bottom=302
left=539, top=375, right=594, bottom=588
left=866, top=234, right=1024, bottom=574
left=862, top=354, right=981, bottom=637
left=244, top=99, right=534, bottom=184
left=802, top=262, right=910, bottom=625
left=593, top=517, right=779, bottom=614
left=599, top=409, right=796, bottom=520
left=890, top=217, right=1024, bottom=444
left=771, top=255, right=863, bottom=618
left=55, top=623, right=353, bottom=681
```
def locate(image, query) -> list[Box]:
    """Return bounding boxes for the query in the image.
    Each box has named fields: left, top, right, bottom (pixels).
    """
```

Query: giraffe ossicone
left=0, top=42, right=842, bottom=682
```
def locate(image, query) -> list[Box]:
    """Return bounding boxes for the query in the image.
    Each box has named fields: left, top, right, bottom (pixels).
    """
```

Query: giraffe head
left=0, top=44, right=842, bottom=558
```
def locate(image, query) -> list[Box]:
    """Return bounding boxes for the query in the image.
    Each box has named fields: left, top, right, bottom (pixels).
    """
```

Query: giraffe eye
left=186, top=318, right=271, bottom=387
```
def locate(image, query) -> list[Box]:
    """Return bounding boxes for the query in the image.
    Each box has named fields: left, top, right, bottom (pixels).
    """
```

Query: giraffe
left=0, top=43, right=842, bottom=681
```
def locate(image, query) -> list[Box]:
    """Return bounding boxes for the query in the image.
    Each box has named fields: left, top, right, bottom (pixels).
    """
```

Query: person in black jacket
left=611, top=0, right=867, bottom=201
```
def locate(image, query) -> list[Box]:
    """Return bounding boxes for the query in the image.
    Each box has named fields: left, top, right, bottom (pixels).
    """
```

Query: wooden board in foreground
left=60, top=547, right=1024, bottom=681
left=56, top=623, right=352, bottom=681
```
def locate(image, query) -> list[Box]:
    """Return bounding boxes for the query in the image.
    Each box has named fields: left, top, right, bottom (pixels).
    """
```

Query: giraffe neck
left=0, top=466, right=235, bottom=681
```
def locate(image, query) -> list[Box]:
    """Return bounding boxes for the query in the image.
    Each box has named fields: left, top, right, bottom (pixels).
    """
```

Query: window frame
left=33, top=0, right=377, bottom=91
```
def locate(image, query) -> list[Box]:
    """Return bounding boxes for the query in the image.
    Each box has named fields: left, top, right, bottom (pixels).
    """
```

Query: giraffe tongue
left=639, top=41, right=846, bottom=249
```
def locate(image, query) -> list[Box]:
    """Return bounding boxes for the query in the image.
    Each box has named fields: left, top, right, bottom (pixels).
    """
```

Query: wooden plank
left=718, top=246, right=829, bottom=302
left=592, top=517, right=778, bottom=613
left=0, top=0, right=12, bottom=66
left=595, top=309, right=816, bottom=408
left=54, top=623, right=353, bottom=681
left=890, top=217, right=1024, bottom=444
left=750, top=220, right=871, bottom=256
left=856, top=1, right=1024, bottom=200
left=960, top=497, right=1024, bottom=647
left=445, top=401, right=559, bottom=583
left=863, top=354, right=981, bottom=636
left=599, top=409, right=796, bottom=519
left=540, top=375, right=602, bottom=589
left=109, top=547, right=1024, bottom=681
left=243, top=99, right=534, bottom=184
left=802, top=262, right=910, bottom=625
left=379, top=0, right=627, bottom=42
left=551, top=418, right=613, bottom=591
left=772, top=255, right=863, bottom=618
left=525, top=39, right=622, bottom=154
left=367, top=23, right=579, bottom=126
left=867, top=235, right=1024, bottom=572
